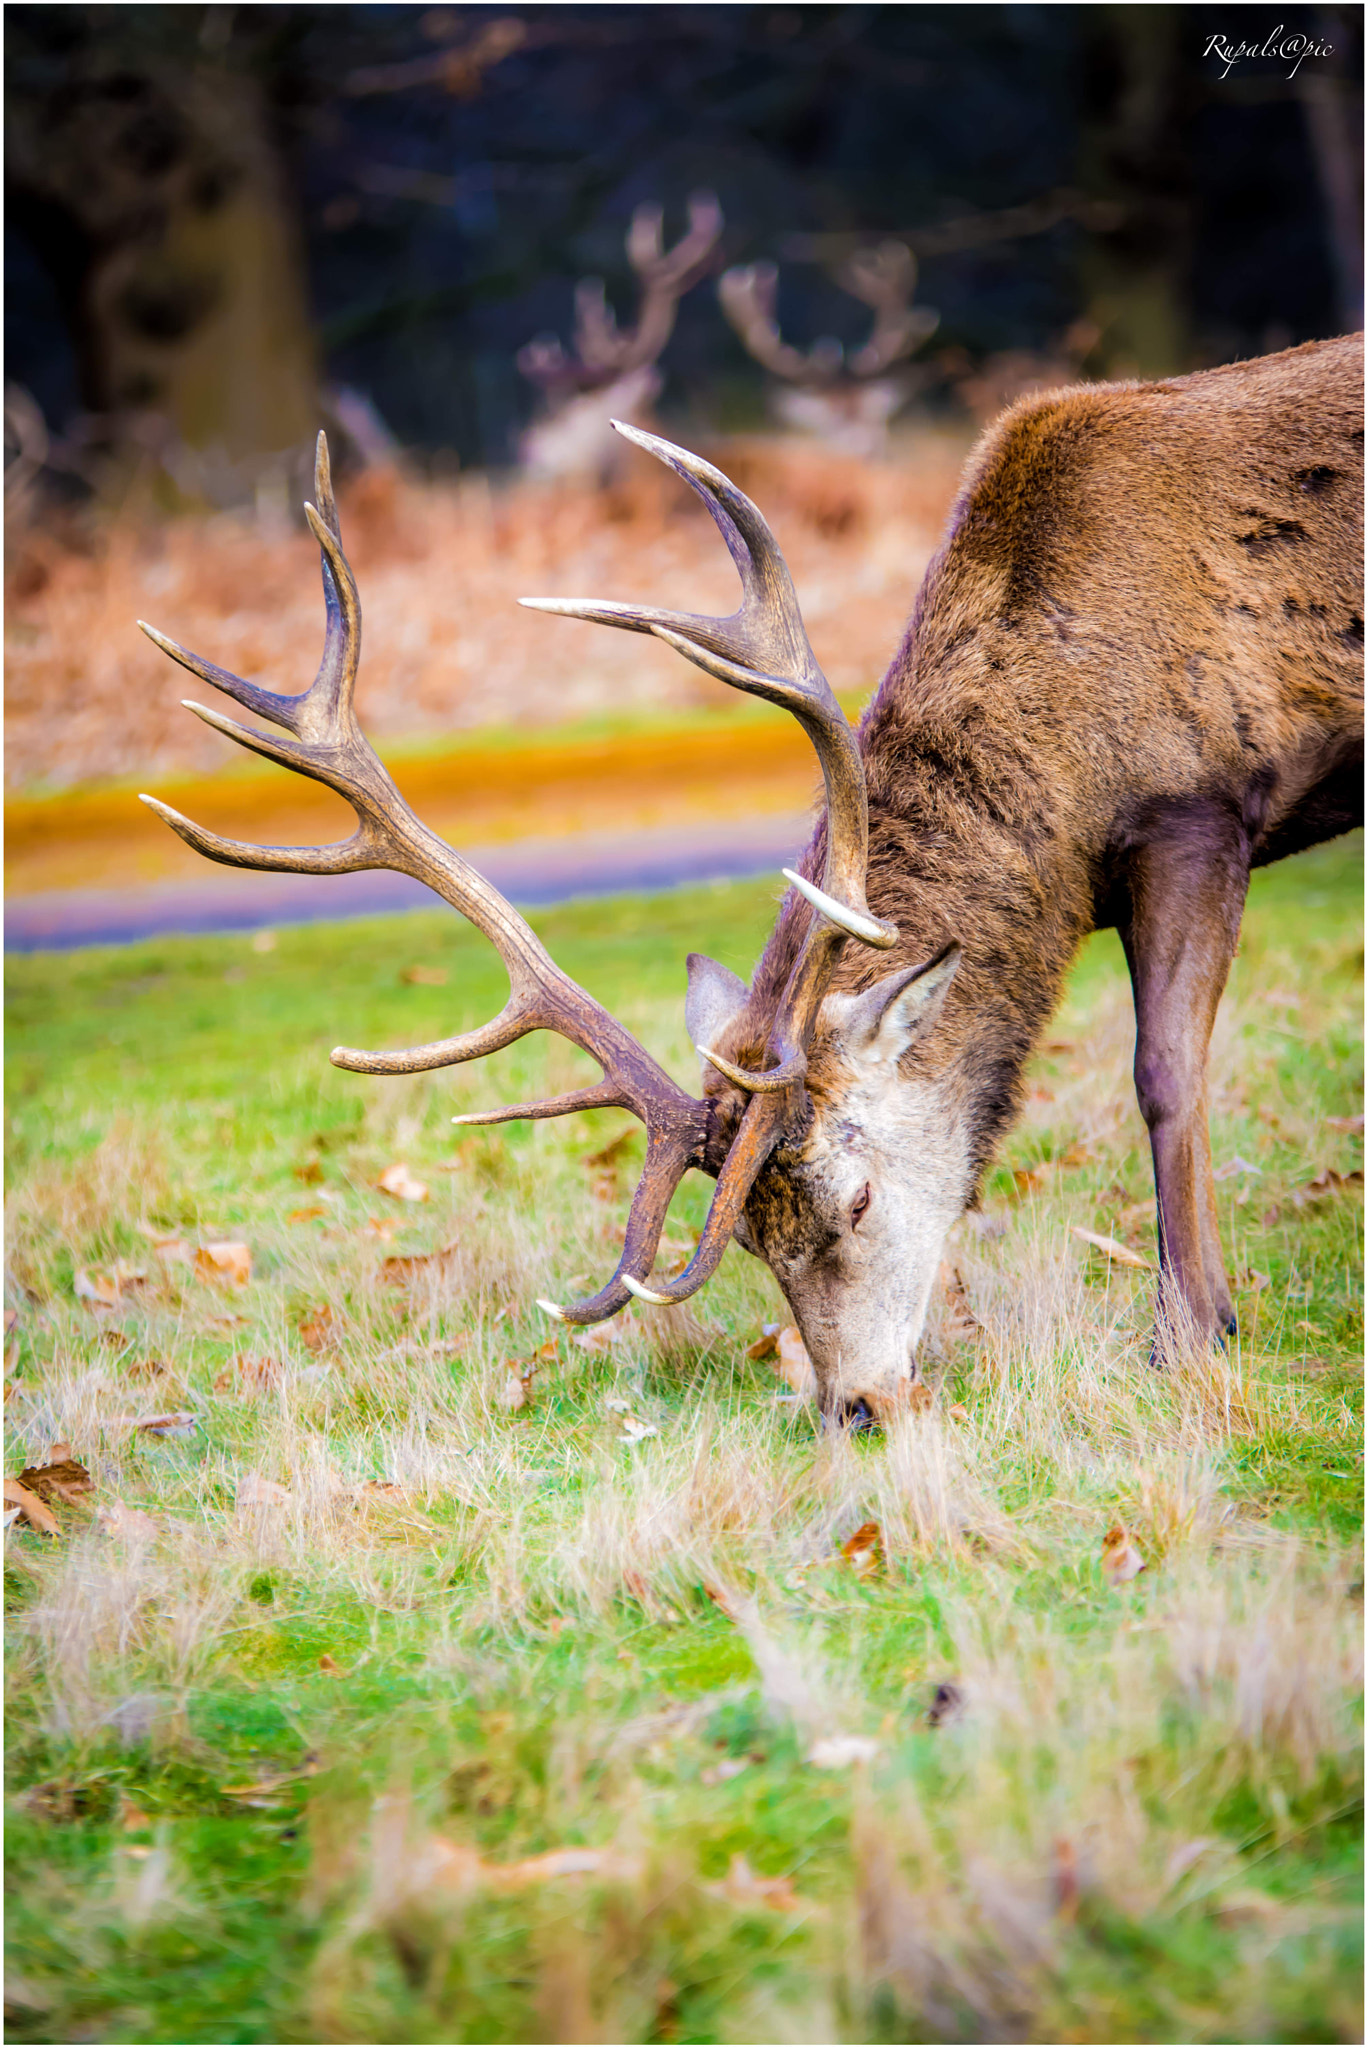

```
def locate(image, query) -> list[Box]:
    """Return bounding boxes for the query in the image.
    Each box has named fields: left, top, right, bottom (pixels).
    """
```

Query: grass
left=4, top=836, right=1363, bottom=2045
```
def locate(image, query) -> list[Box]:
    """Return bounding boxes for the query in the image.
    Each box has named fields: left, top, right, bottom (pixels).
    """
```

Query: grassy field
left=4, top=836, right=1363, bottom=2045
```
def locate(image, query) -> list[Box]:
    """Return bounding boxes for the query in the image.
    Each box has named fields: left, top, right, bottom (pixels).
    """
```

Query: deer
left=719, top=241, right=939, bottom=458
left=516, top=192, right=722, bottom=483
left=138, top=330, right=1363, bottom=1426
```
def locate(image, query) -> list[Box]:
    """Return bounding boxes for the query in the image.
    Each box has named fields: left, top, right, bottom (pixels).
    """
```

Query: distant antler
left=719, top=241, right=937, bottom=387
left=518, top=192, right=723, bottom=398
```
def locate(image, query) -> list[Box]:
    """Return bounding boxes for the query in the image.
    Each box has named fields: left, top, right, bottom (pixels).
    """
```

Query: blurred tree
left=6, top=4, right=317, bottom=481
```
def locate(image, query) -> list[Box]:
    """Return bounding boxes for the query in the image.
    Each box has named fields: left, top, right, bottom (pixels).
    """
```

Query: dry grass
left=4, top=431, right=968, bottom=792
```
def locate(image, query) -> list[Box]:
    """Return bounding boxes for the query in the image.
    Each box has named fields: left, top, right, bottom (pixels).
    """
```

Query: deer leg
left=1119, top=817, right=1248, bottom=1348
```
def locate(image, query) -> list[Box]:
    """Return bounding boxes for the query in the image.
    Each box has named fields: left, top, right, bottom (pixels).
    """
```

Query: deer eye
left=850, top=1184, right=872, bottom=1231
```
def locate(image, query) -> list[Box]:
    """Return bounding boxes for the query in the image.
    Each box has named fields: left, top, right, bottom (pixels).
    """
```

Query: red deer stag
left=517, top=192, right=721, bottom=482
left=140, top=333, right=1363, bottom=1424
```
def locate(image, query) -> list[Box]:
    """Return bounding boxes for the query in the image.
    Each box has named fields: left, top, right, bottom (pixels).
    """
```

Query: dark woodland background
left=6, top=2, right=1363, bottom=478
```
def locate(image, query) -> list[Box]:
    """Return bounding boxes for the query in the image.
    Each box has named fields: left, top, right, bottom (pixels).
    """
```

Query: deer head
left=719, top=242, right=939, bottom=458
left=517, top=194, right=722, bottom=481
left=139, top=425, right=966, bottom=1425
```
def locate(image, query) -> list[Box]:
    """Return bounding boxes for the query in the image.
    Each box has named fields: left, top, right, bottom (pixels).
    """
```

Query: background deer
left=516, top=193, right=722, bottom=483
left=141, top=332, right=1362, bottom=1424
left=719, top=242, right=940, bottom=458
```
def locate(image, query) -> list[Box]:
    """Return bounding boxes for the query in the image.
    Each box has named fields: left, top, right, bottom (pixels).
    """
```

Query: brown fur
left=710, top=335, right=1363, bottom=1373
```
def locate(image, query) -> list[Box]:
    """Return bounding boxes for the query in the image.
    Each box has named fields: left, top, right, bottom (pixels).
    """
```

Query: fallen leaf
left=366, top=1216, right=398, bottom=1242
left=2, top=1478, right=60, bottom=1535
left=604, top=1396, right=633, bottom=1413
left=214, top=1354, right=283, bottom=1396
left=948, top=1403, right=969, bottom=1423
left=1071, top=1226, right=1152, bottom=1270
left=287, top=1206, right=326, bottom=1225
left=907, top=1382, right=935, bottom=1413
left=1237, top=1269, right=1271, bottom=1294
left=1043, top=1039, right=1077, bottom=1055
left=74, top=1268, right=121, bottom=1308
left=318, top=1653, right=345, bottom=1676
left=1213, top=1155, right=1263, bottom=1181
left=295, top=1158, right=325, bottom=1185
left=299, top=1307, right=338, bottom=1354
left=1012, top=1163, right=1053, bottom=1199
left=46, top=1440, right=71, bottom=1462
left=119, top=1795, right=152, bottom=1831
left=701, top=1757, right=751, bottom=1786
left=497, top=1360, right=536, bottom=1412
left=581, top=1129, right=638, bottom=1171
left=775, top=1326, right=818, bottom=1398
left=377, top=1163, right=429, bottom=1203
left=18, top=1459, right=94, bottom=1509
left=573, top=1320, right=630, bottom=1353
left=1261, top=1204, right=1282, bottom=1228
left=400, top=964, right=448, bottom=985
left=235, top=1472, right=291, bottom=1507
left=702, top=1580, right=741, bottom=1621
left=619, top=1417, right=658, bottom=1443
left=1326, top=1113, right=1364, bottom=1135
left=937, top=1262, right=980, bottom=1343
left=111, top=1411, right=199, bottom=1439
left=840, top=1520, right=883, bottom=1577
left=807, top=1734, right=878, bottom=1769
left=746, top=1324, right=781, bottom=1361
left=711, top=1853, right=804, bottom=1912
left=195, top=1241, right=252, bottom=1287
left=1100, top=1521, right=1146, bottom=1586
left=382, top=1241, right=459, bottom=1283
left=1293, top=1167, right=1364, bottom=1206
left=96, top=1502, right=159, bottom=1541
left=124, top=1357, right=167, bottom=1380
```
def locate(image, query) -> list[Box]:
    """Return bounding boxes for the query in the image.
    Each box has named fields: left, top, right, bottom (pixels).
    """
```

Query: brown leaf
left=1043, top=1039, right=1077, bottom=1056
left=1012, top=1164, right=1053, bottom=1199
left=1326, top=1113, right=1364, bottom=1135
left=3, top=1477, right=61, bottom=1535
left=74, top=1267, right=121, bottom=1308
left=195, top=1241, right=252, bottom=1287
left=1261, top=1204, right=1282, bottom=1228
left=1100, top=1521, right=1146, bottom=1586
left=496, top=1360, right=535, bottom=1412
left=840, top=1520, right=883, bottom=1577
left=907, top=1381, right=935, bottom=1413
left=215, top=1354, right=283, bottom=1395
left=1237, top=1269, right=1271, bottom=1294
left=18, top=1459, right=94, bottom=1509
left=111, top=1411, right=199, bottom=1439
left=1293, top=1167, right=1364, bottom=1206
left=377, top=1162, right=429, bottom=1203
left=125, top=1357, right=167, bottom=1381
left=294, top=1157, right=325, bottom=1185
left=235, top=1472, right=291, bottom=1507
left=287, top=1206, right=327, bottom=1225
left=746, top=1325, right=780, bottom=1361
left=573, top=1320, right=630, bottom=1354
left=937, top=1262, right=981, bottom=1343
left=775, top=1325, right=818, bottom=1397
left=702, top=1580, right=741, bottom=1621
left=381, top=1241, right=459, bottom=1283
left=299, top=1307, right=338, bottom=1354
left=366, top=1215, right=398, bottom=1242
left=712, top=1853, right=805, bottom=1913
left=47, top=1440, right=72, bottom=1462
left=1071, top=1226, right=1152, bottom=1270
left=400, top=964, right=448, bottom=986
left=948, top=1402, right=969, bottom=1423
left=581, top=1129, right=638, bottom=1172
left=119, top=1795, right=152, bottom=1831
left=96, top=1502, right=159, bottom=1541
left=318, top=1653, right=345, bottom=1676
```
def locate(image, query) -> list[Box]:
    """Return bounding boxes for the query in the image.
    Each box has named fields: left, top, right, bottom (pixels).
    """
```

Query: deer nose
left=836, top=1396, right=878, bottom=1433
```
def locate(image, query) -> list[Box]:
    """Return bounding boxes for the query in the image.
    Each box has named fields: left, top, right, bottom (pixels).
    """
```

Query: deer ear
left=831, top=942, right=961, bottom=1066
left=685, top=953, right=749, bottom=1070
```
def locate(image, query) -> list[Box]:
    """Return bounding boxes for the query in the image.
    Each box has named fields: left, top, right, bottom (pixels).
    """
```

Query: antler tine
left=141, top=431, right=722, bottom=1328
left=719, top=262, right=837, bottom=386
left=520, top=423, right=896, bottom=952
left=841, top=242, right=939, bottom=381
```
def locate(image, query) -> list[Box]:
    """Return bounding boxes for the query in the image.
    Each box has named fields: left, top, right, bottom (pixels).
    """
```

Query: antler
left=520, top=421, right=898, bottom=1309
left=518, top=192, right=722, bottom=396
left=838, top=242, right=940, bottom=378
left=138, top=433, right=710, bottom=1326
left=719, top=243, right=937, bottom=386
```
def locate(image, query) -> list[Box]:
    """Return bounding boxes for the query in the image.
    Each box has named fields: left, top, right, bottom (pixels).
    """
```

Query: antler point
left=536, top=1298, right=570, bottom=1322
left=622, top=1274, right=676, bottom=1306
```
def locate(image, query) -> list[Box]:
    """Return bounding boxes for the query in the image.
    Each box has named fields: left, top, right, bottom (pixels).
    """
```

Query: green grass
left=4, top=839, right=1363, bottom=2044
